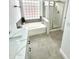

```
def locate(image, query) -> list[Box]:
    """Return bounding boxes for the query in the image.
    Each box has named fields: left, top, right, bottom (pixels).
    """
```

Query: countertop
left=9, top=28, right=28, bottom=59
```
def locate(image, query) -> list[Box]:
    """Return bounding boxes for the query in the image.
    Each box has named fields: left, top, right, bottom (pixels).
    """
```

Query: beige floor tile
left=28, top=30, right=64, bottom=59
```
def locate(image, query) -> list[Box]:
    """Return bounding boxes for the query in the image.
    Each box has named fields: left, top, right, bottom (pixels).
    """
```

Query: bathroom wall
left=61, top=0, right=69, bottom=30
left=9, top=0, right=21, bottom=32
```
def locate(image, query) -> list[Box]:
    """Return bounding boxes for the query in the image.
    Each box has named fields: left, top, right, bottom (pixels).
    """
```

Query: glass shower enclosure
left=43, top=0, right=65, bottom=30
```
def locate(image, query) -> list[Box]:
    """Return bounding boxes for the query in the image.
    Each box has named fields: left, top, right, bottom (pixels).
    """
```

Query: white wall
left=61, top=0, right=69, bottom=30
left=9, top=0, right=21, bottom=32
left=60, top=3, right=70, bottom=59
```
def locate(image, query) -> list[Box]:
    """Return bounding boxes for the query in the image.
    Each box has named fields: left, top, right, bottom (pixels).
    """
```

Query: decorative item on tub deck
left=16, top=17, right=26, bottom=28
left=21, top=17, right=26, bottom=25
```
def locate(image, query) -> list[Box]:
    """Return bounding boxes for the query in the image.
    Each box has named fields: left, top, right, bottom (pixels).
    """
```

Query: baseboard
left=49, top=28, right=61, bottom=32
left=60, top=48, right=69, bottom=59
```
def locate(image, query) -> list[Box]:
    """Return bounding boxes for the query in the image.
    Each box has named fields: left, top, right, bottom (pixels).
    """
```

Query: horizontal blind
left=22, top=0, right=40, bottom=19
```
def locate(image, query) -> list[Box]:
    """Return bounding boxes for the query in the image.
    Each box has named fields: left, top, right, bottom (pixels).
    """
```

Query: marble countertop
left=9, top=28, right=28, bottom=59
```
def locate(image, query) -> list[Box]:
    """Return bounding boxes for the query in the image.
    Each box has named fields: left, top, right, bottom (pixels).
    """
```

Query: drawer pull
left=28, top=41, right=30, bottom=44
left=29, top=47, right=31, bottom=52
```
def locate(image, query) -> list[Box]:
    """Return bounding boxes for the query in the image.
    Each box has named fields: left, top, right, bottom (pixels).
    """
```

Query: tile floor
left=28, top=30, right=64, bottom=59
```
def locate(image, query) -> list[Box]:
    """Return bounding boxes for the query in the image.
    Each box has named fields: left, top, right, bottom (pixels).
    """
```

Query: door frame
left=19, top=0, right=24, bottom=17
left=61, top=0, right=69, bottom=30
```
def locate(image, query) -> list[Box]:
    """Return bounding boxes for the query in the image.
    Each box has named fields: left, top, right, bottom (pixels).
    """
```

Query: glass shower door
left=52, top=1, right=65, bottom=29
left=43, top=1, right=65, bottom=30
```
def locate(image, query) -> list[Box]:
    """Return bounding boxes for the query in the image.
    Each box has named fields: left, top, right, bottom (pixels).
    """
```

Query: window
left=22, top=0, right=41, bottom=19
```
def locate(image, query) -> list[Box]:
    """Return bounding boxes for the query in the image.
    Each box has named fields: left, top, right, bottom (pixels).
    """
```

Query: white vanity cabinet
left=9, top=28, right=29, bottom=59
